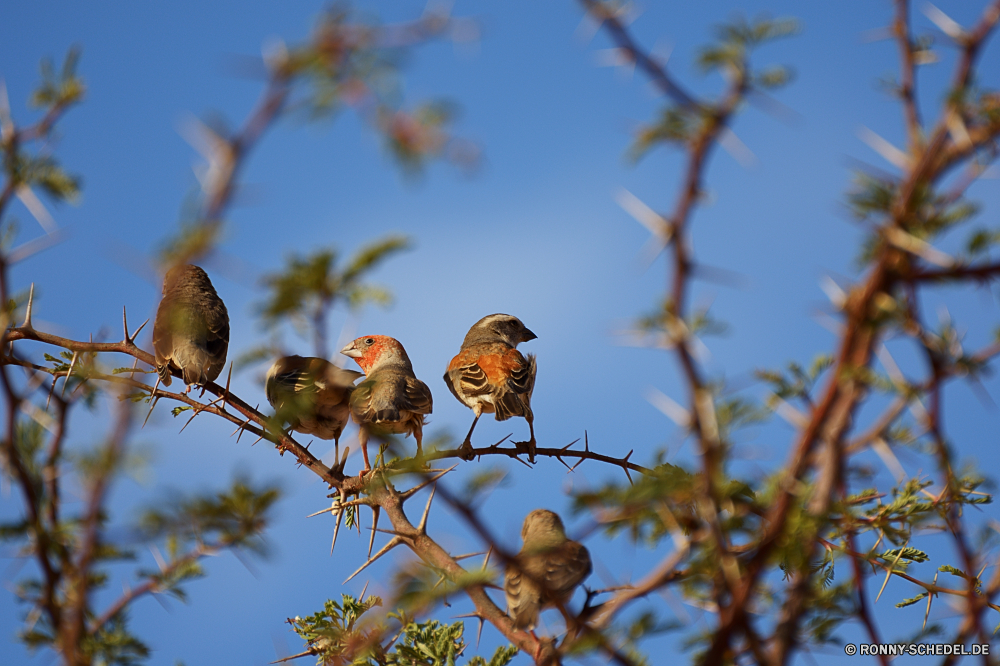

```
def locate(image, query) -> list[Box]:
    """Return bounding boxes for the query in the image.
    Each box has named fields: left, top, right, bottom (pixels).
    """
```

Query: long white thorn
left=22, top=283, right=34, bottom=329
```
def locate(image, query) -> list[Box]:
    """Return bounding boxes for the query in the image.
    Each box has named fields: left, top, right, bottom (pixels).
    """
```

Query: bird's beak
left=523, top=328, right=538, bottom=342
left=340, top=342, right=362, bottom=359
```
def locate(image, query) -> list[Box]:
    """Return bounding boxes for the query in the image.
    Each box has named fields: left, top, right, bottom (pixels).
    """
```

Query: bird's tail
left=156, top=363, right=173, bottom=387
left=172, top=342, right=211, bottom=386
left=494, top=354, right=536, bottom=422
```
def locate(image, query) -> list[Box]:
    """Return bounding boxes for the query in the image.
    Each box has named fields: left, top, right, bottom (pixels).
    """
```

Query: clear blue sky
left=2, top=1, right=999, bottom=664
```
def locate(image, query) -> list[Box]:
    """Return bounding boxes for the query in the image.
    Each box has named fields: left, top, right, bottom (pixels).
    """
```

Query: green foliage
left=140, top=476, right=281, bottom=554
left=257, top=235, right=410, bottom=345
left=757, top=355, right=833, bottom=405
left=289, top=595, right=516, bottom=666
left=31, top=47, right=86, bottom=109
left=629, top=16, right=796, bottom=161
left=629, top=106, right=701, bottom=161
left=383, top=616, right=514, bottom=666
left=965, top=227, right=1000, bottom=256
left=273, top=6, right=468, bottom=176
left=379, top=102, right=461, bottom=173
left=633, top=298, right=729, bottom=346
left=849, top=171, right=982, bottom=266
left=879, top=546, right=929, bottom=565
left=290, top=594, right=385, bottom=665
left=896, top=591, right=929, bottom=608
left=83, top=614, right=150, bottom=666
left=698, top=16, right=799, bottom=77
left=158, top=221, right=222, bottom=270
left=1, top=48, right=84, bottom=207
left=393, top=564, right=496, bottom=616
left=459, top=467, right=509, bottom=507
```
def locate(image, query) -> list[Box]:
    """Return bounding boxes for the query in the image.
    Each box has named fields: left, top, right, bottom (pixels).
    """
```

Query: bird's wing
left=206, top=315, right=229, bottom=356
left=152, top=303, right=175, bottom=379
left=403, top=376, right=433, bottom=415
left=485, top=351, right=536, bottom=421
left=477, top=348, right=535, bottom=395
left=445, top=348, right=492, bottom=398
left=348, top=377, right=382, bottom=424
left=351, top=370, right=432, bottom=425
left=273, top=365, right=320, bottom=396
left=505, top=351, right=536, bottom=396
left=504, top=564, right=541, bottom=630
left=542, top=541, right=592, bottom=598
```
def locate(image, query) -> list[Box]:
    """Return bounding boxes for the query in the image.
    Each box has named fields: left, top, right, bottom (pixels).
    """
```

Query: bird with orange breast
left=265, top=355, right=363, bottom=455
left=152, top=264, right=229, bottom=391
left=340, top=335, right=433, bottom=473
left=443, top=314, right=537, bottom=460
left=504, top=509, right=592, bottom=632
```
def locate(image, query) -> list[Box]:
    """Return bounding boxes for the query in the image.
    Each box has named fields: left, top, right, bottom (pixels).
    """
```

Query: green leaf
left=879, top=547, right=929, bottom=564
left=896, top=592, right=929, bottom=608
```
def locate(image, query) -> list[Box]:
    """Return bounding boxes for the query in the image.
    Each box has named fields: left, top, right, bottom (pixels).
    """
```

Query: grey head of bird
left=521, top=509, right=568, bottom=548
left=463, top=313, right=537, bottom=349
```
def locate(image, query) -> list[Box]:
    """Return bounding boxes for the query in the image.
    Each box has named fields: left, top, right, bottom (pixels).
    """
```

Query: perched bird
left=265, top=356, right=363, bottom=449
left=444, top=314, right=537, bottom=459
left=340, top=335, right=433, bottom=472
left=504, top=509, right=592, bottom=631
left=152, top=264, right=229, bottom=389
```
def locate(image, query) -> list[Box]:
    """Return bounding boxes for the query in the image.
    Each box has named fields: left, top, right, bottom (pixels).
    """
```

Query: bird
left=443, top=314, right=537, bottom=460
left=264, top=355, right=363, bottom=453
left=152, top=264, right=229, bottom=390
left=340, top=335, right=433, bottom=472
left=504, top=509, right=592, bottom=632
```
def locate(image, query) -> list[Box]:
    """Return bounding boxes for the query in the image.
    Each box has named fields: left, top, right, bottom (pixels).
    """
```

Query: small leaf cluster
left=1, top=49, right=83, bottom=207
left=629, top=16, right=796, bottom=161
left=289, top=595, right=516, bottom=666
left=258, top=235, right=410, bottom=337
left=140, top=476, right=281, bottom=555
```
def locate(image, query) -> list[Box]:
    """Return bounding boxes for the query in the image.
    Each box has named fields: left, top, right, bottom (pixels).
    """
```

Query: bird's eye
left=365, top=338, right=374, bottom=345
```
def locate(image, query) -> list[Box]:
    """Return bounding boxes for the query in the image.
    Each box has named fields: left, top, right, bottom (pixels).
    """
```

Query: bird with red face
left=340, top=335, right=433, bottom=472
left=265, top=355, right=363, bottom=450
left=443, top=314, right=537, bottom=460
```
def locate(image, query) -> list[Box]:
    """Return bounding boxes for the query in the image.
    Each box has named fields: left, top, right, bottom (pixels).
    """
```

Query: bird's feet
left=514, top=438, right=537, bottom=463
left=458, top=439, right=475, bottom=461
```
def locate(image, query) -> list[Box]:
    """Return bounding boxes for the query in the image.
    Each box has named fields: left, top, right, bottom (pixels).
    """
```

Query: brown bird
left=444, top=314, right=537, bottom=459
left=152, top=264, right=229, bottom=389
left=265, top=355, right=363, bottom=449
left=504, top=509, right=592, bottom=631
left=341, top=335, right=433, bottom=472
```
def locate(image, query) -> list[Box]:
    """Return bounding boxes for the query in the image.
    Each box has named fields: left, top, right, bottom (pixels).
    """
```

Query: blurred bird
left=444, top=314, right=537, bottom=459
left=265, top=355, right=363, bottom=451
left=340, top=335, right=433, bottom=472
left=504, top=509, right=592, bottom=632
left=152, top=264, right=229, bottom=390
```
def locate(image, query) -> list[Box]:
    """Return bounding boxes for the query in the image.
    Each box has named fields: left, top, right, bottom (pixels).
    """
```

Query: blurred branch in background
left=162, top=5, right=478, bottom=270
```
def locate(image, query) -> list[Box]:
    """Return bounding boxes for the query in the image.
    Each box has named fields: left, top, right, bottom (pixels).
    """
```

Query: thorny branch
left=4, top=2, right=1000, bottom=665
left=581, top=0, right=1000, bottom=664
left=703, top=3, right=1000, bottom=663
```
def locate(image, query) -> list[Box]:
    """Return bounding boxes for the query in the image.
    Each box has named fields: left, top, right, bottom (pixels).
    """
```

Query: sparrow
left=504, top=509, right=592, bottom=631
left=444, top=314, right=537, bottom=459
left=340, top=335, right=433, bottom=472
left=152, top=264, right=229, bottom=390
left=265, top=355, right=363, bottom=449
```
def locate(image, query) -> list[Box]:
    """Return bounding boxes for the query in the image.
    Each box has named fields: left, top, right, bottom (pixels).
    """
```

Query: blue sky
left=2, top=1, right=1000, bottom=664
